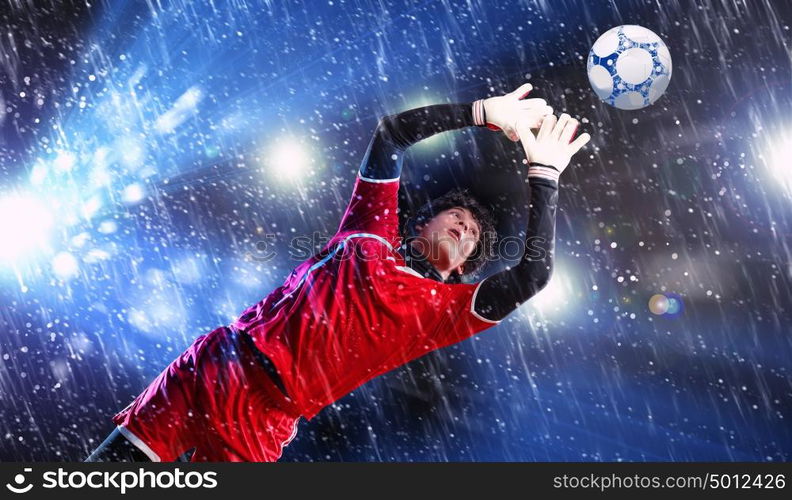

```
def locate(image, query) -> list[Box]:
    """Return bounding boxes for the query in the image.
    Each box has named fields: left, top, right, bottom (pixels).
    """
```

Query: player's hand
left=516, top=112, right=591, bottom=179
left=473, top=83, right=553, bottom=142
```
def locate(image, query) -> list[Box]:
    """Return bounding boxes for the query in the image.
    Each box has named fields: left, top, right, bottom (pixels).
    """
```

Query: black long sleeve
left=359, top=103, right=479, bottom=180
left=473, top=175, right=559, bottom=322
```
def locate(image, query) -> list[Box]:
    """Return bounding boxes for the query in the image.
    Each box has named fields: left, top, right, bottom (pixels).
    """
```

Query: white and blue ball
left=587, top=25, right=672, bottom=110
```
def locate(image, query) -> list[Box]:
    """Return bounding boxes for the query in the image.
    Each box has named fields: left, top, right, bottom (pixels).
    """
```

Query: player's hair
left=404, top=188, right=497, bottom=279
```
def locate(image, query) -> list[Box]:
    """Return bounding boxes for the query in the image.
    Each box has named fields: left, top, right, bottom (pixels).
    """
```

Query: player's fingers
left=551, top=113, right=570, bottom=141
left=499, top=124, right=516, bottom=142
left=519, top=128, right=537, bottom=155
left=537, top=114, right=557, bottom=140
left=508, top=82, right=533, bottom=100
left=527, top=108, right=553, bottom=129
left=518, top=98, right=546, bottom=110
left=514, top=112, right=536, bottom=135
left=514, top=110, right=546, bottom=130
left=560, top=118, right=579, bottom=144
left=567, top=132, right=591, bottom=154
left=529, top=105, right=554, bottom=126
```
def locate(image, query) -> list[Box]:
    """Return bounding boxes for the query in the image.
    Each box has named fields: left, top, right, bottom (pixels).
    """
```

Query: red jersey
left=232, top=175, right=500, bottom=420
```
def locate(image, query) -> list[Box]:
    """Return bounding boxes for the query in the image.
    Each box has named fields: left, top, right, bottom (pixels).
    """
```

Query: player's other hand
left=474, top=83, right=553, bottom=142
left=516, top=112, right=591, bottom=176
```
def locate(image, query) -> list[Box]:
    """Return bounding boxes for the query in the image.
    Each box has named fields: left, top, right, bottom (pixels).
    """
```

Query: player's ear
left=455, top=263, right=465, bottom=275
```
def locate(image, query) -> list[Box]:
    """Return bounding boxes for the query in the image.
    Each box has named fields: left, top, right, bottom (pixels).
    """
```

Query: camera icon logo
left=5, top=468, right=33, bottom=494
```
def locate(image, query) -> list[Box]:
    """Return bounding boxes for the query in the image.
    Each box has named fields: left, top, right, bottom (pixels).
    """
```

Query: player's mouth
left=447, top=228, right=461, bottom=242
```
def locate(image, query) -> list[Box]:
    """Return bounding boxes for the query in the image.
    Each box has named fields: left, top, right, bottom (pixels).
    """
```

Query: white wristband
left=527, top=163, right=560, bottom=183
left=472, top=100, right=487, bottom=127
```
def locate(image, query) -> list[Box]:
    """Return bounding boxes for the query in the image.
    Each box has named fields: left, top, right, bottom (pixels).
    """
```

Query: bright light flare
left=762, top=131, right=792, bottom=196
left=527, top=264, right=581, bottom=317
left=0, top=193, right=55, bottom=262
left=122, top=183, right=146, bottom=204
left=52, top=251, right=80, bottom=280
left=265, top=137, right=313, bottom=181
left=53, top=151, right=77, bottom=172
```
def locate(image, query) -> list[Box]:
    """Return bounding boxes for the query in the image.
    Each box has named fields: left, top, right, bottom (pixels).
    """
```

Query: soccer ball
left=587, top=25, right=672, bottom=110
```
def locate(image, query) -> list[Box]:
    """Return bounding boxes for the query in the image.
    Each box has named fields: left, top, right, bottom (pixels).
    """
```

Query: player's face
left=416, top=207, right=480, bottom=275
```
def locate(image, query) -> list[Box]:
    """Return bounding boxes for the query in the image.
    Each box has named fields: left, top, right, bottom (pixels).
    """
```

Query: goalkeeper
left=87, top=83, right=590, bottom=462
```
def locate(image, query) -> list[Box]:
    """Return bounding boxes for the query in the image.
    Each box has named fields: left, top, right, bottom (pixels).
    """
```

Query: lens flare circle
left=648, top=292, right=684, bottom=317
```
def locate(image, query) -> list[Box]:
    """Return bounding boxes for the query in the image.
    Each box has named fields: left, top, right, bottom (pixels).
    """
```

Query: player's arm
left=338, top=84, right=551, bottom=238
left=359, top=82, right=551, bottom=181
left=473, top=113, right=591, bottom=322
left=337, top=102, right=480, bottom=238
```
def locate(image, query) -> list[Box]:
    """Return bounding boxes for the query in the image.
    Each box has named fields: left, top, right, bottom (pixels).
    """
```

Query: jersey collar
left=398, top=239, right=460, bottom=284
